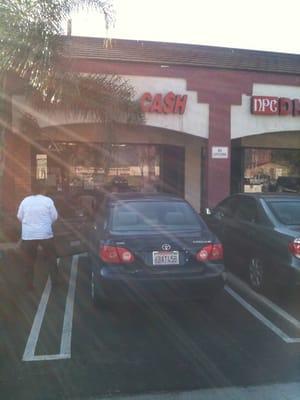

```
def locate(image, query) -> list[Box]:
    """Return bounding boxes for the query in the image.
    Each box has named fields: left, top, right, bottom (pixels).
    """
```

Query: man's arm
left=49, top=200, right=58, bottom=223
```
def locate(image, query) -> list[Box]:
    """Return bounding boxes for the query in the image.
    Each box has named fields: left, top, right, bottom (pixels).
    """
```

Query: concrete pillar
left=185, top=137, right=201, bottom=212
left=206, top=103, right=231, bottom=208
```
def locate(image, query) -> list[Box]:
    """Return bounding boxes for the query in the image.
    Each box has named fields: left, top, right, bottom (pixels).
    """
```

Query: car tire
left=248, top=256, right=268, bottom=292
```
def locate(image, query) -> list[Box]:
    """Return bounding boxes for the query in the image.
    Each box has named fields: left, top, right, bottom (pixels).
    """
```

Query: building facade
left=3, top=37, right=300, bottom=213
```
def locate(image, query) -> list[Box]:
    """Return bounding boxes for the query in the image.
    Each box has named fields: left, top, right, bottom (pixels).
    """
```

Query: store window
left=33, top=142, right=184, bottom=196
left=242, top=149, right=300, bottom=193
left=36, top=154, right=47, bottom=180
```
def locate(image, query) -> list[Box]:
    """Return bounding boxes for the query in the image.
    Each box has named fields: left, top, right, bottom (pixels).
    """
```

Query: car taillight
left=288, top=238, right=300, bottom=259
left=99, top=245, right=135, bottom=264
left=117, top=247, right=135, bottom=263
left=196, top=243, right=223, bottom=262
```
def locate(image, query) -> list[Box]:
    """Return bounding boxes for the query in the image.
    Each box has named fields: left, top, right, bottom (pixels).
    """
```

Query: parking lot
left=2, top=254, right=300, bottom=400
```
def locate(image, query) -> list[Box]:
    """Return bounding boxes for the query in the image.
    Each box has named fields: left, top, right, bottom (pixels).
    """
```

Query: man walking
left=17, top=181, right=59, bottom=290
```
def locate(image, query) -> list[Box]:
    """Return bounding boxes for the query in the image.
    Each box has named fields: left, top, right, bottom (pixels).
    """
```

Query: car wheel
left=248, top=256, right=267, bottom=292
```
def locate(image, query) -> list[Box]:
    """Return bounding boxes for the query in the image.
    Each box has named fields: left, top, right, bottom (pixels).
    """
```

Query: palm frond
left=62, top=0, right=115, bottom=29
left=27, top=72, right=144, bottom=124
left=0, top=0, right=143, bottom=126
left=0, top=0, right=114, bottom=79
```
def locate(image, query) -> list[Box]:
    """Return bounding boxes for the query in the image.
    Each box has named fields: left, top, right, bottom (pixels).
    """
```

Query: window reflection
left=243, top=149, right=300, bottom=193
left=35, top=143, right=160, bottom=193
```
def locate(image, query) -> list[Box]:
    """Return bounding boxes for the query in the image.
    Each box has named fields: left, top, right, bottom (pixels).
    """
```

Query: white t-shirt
left=17, top=195, right=58, bottom=240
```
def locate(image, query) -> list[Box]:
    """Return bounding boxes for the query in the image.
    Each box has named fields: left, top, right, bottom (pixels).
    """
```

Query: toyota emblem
left=162, top=244, right=171, bottom=251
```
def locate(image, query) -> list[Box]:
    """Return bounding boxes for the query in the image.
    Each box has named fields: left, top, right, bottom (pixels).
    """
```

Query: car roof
left=233, top=193, right=300, bottom=201
left=105, top=192, right=184, bottom=204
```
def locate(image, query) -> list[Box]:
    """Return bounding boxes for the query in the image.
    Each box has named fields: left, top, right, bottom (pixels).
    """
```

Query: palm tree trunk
left=0, top=74, right=9, bottom=210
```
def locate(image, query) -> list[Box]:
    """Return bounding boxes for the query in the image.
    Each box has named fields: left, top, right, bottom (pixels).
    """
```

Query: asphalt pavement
left=2, top=252, right=300, bottom=400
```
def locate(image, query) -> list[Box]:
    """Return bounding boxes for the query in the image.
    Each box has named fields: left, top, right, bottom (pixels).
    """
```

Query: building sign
left=140, top=92, right=188, bottom=114
left=212, top=146, right=229, bottom=159
left=251, top=96, right=300, bottom=116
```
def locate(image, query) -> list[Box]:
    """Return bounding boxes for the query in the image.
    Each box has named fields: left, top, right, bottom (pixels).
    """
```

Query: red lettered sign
left=294, top=99, right=300, bottom=116
left=251, top=96, right=279, bottom=115
left=251, top=96, right=300, bottom=116
left=140, top=92, right=188, bottom=114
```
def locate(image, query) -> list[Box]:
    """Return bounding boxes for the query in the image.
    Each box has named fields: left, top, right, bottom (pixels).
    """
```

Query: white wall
left=231, top=84, right=300, bottom=139
left=124, top=76, right=209, bottom=138
left=12, top=76, right=209, bottom=139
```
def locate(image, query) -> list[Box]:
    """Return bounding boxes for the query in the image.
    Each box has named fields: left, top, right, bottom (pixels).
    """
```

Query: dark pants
left=20, top=238, right=58, bottom=287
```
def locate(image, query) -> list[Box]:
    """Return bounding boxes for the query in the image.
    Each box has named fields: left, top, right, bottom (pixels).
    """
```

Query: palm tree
left=0, top=0, right=142, bottom=122
left=0, top=0, right=143, bottom=209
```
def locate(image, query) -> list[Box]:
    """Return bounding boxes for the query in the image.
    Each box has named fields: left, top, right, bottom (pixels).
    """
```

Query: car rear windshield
left=111, top=201, right=203, bottom=232
left=267, top=200, right=300, bottom=225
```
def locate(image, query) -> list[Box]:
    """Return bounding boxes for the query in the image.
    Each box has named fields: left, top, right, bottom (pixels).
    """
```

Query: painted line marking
left=60, top=254, right=79, bottom=355
left=22, top=277, right=52, bottom=361
left=227, top=272, right=300, bottom=330
left=225, top=286, right=300, bottom=344
left=27, top=354, right=71, bottom=361
left=22, top=255, right=79, bottom=362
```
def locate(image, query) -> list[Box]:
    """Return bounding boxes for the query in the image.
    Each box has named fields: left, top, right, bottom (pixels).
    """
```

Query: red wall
left=68, top=58, right=300, bottom=207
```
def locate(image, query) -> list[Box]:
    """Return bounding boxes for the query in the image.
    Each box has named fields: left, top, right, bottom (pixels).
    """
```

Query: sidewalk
left=95, top=382, right=300, bottom=400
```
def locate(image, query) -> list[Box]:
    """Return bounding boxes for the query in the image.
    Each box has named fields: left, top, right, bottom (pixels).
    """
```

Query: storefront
left=5, top=70, right=207, bottom=212
left=231, top=88, right=300, bottom=195
left=232, top=145, right=300, bottom=194
left=3, top=37, right=300, bottom=213
left=33, top=141, right=184, bottom=196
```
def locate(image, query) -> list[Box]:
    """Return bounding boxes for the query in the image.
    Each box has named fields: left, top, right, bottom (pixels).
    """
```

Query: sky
left=69, top=0, right=300, bottom=55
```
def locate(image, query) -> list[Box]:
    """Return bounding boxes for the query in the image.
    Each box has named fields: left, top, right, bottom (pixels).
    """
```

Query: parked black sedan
left=89, top=193, right=225, bottom=306
left=205, top=193, right=300, bottom=292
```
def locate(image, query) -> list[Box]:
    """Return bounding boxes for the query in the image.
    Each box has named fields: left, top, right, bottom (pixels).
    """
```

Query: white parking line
left=22, top=277, right=52, bottom=361
left=22, top=254, right=79, bottom=362
left=227, top=272, right=300, bottom=330
left=225, top=286, right=300, bottom=344
left=60, top=254, right=79, bottom=356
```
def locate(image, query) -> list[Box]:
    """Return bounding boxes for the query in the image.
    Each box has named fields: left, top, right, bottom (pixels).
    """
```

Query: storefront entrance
left=231, top=132, right=300, bottom=194
left=32, top=142, right=185, bottom=197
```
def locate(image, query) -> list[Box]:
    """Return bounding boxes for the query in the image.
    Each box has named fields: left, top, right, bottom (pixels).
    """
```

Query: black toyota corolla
left=89, top=193, right=225, bottom=307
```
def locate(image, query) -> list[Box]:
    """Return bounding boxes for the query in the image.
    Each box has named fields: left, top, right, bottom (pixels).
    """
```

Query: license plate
left=70, top=240, right=81, bottom=247
left=152, top=251, right=179, bottom=265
